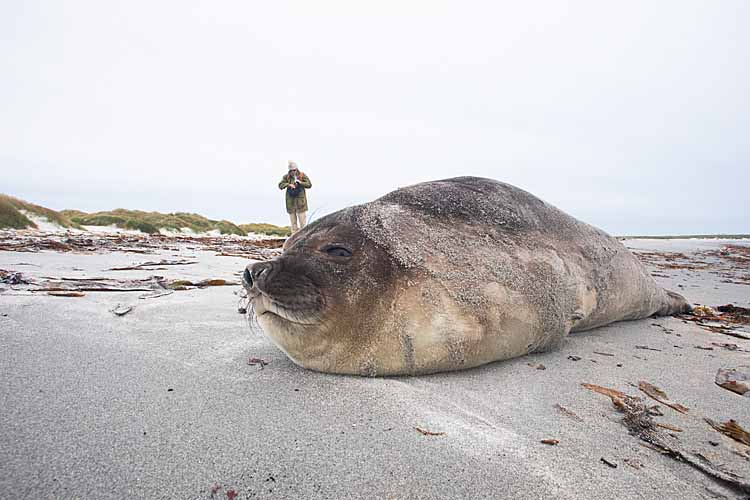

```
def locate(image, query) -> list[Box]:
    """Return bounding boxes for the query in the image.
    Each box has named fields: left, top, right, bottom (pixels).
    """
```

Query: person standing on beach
left=278, top=161, right=312, bottom=234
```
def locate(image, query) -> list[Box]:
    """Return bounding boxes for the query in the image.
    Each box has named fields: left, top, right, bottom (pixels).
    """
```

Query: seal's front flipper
left=658, top=289, right=692, bottom=316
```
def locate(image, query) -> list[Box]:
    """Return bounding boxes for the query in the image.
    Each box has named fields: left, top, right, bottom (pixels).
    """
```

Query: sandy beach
left=1, top=232, right=748, bottom=499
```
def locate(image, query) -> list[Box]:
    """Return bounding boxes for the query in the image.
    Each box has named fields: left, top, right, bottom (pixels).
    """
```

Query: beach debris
left=567, top=355, right=581, bottom=361
left=693, top=305, right=716, bottom=317
left=47, top=291, right=85, bottom=297
left=24, top=275, right=237, bottom=293
left=712, top=342, right=742, bottom=351
left=623, top=458, right=643, bottom=469
left=167, top=278, right=238, bottom=290
left=0, top=270, right=31, bottom=285
left=554, top=403, right=583, bottom=422
left=714, top=330, right=750, bottom=340
left=635, top=345, right=662, bottom=352
left=415, top=427, right=446, bottom=436
left=247, top=357, right=269, bottom=369
left=11, top=274, right=169, bottom=294
left=226, top=489, right=238, bottom=500
left=679, top=303, right=750, bottom=339
left=704, top=419, right=750, bottom=446
left=581, top=383, right=625, bottom=400
left=0, top=230, right=283, bottom=260
left=717, top=304, right=750, bottom=317
left=169, top=280, right=195, bottom=290
left=600, top=457, right=617, bottom=468
left=651, top=323, right=674, bottom=334
left=648, top=405, right=665, bottom=417
left=200, top=279, right=234, bottom=286
left=138, top=290, right=174, bottom=300
left=586, top=388, right=750, bottom=493
left=110, top=304, right=133, bottom=316
left=593, top=351, right=615, bottom=357
left=694, top=346, right=714, bottom=350
left=541, top=439, right=559, bottom=445
left=715, top=367, right=750, bottom=396
left=210, top=483, right=221, bottom=496
left=638, top=381, right=689, bottom=414
left=636, top=243, right=750, bottom=285
left=108, top=259, right=197, bottom=270
left=527, top=362, right=546, bottom=370
left=655, top=423, right=684, bottom=433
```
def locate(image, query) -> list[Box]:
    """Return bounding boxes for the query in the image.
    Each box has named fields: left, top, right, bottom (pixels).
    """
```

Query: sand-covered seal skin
left=243, top=177, right=690, bottom=376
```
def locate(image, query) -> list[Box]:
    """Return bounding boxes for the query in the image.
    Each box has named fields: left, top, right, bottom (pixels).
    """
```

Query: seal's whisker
left=245, top=300, right=263, bottom=333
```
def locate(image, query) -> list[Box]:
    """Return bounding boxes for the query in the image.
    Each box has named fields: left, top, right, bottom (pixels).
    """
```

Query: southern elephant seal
left=243, top=177, right=689, bottom=376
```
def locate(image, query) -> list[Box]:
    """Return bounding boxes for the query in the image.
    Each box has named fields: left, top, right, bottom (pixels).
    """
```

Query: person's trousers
left=289, top=211, right=307, bottom=233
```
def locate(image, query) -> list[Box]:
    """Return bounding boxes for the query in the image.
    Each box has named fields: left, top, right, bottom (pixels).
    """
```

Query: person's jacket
left=278, top=172, right=312, bottom=213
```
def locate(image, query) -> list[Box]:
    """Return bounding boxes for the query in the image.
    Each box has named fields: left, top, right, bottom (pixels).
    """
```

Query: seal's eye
left=322, top=245, right=353, bottom=258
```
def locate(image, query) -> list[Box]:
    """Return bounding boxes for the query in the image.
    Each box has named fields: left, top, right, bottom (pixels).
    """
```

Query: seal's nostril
left=243, top=268, right=253, bottom=287
left=252, top=262, right=272, bottom=281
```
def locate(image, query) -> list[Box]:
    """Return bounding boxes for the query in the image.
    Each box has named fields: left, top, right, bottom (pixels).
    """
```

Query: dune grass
left=65, top=208, right=248, bottom=235
left=0, top=194, right=81, bottom=229
left=3, top=194, right=290, bottom=236
left=239, top=223, right=291, bottom=237
left=0, top=197, right=36, bottom=229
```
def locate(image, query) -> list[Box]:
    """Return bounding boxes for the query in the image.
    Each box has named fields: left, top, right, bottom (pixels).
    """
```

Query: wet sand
left=1, top=234, right=748, bottom=499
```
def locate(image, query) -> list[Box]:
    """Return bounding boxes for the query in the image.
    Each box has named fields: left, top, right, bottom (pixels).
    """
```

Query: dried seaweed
left=705, top=419, right=750, bottom=446
left=0, top=230, right=283, bottom=261
left=715, top=367, right=750, bottom=396
left=638, top=381, right=690, bottom=414
left=108, top=259, right=197, bottom=270
left=415, top=427, right=446, bottom=436
left=586, top=385, right=750, bottom=493
left=581, top=383, right=625, bottom=400
left=47, top=291, right=85, bottom=297
left=679, top=304, right=750, bottom=339
left=554, top=403, right=583, bottom=422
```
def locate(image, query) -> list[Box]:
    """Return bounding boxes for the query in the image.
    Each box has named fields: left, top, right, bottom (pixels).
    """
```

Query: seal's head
left=243, top=206, right=402, bottom=375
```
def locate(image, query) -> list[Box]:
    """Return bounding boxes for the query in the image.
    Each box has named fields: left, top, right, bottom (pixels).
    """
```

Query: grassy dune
left=0, top=194, right=81, bottom=229
left=1, top=194, right=291, bottom=236
left=61, top=209, right=248, bottom=235
left=60, top=208, right=291, bottom=236
left=239, top=223, right=291, bottom=237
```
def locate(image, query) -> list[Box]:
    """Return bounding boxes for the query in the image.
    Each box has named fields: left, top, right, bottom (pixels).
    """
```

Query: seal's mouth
left=250, top=292, right=321, bottom=326
left=242, top=260, right=326, bottom=328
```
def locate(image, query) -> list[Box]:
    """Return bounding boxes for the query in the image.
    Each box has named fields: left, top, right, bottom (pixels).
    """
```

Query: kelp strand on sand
left=583, top=383, right=750, bottom=493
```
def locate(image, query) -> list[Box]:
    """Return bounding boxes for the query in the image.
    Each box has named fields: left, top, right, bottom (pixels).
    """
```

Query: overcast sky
left=2, top=1, right=748, bottom=234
